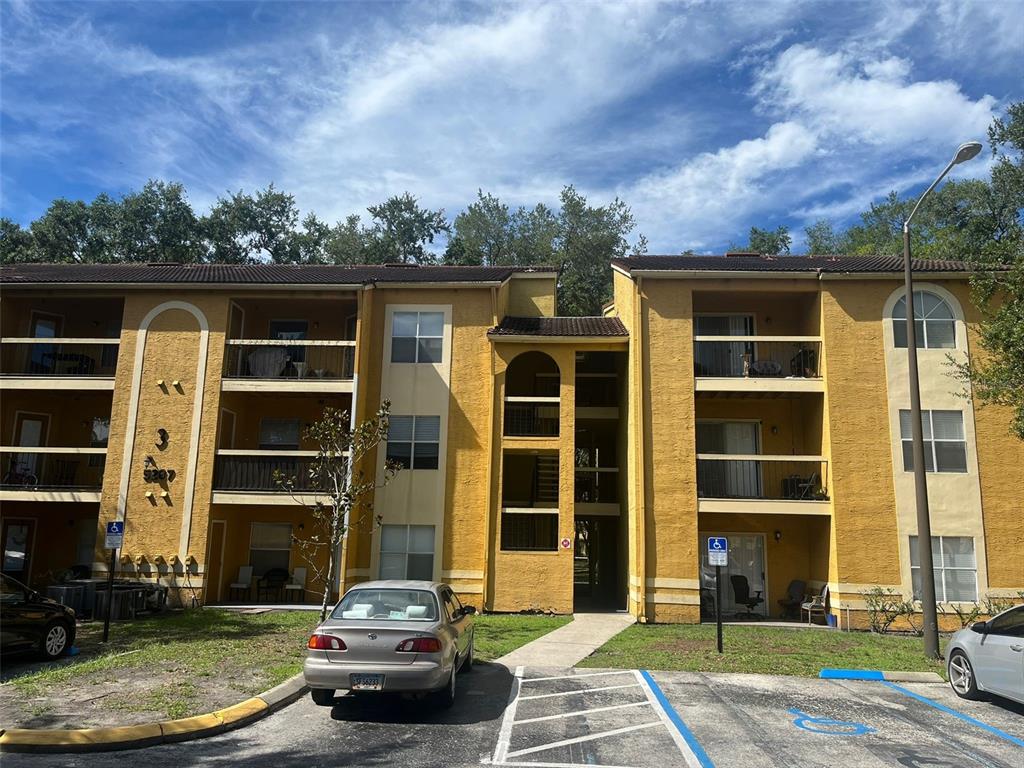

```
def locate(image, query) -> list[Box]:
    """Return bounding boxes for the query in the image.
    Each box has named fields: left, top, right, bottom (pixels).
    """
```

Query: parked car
left=304, top=580, right=475, bottom=709
left=947, top=604, right=1024, bottom=704
left=0, top=573, right=77, bottom=660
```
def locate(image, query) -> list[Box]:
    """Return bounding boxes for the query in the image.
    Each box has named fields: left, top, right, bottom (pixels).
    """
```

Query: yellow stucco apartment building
left=1, top=256, right=1021, bottom=626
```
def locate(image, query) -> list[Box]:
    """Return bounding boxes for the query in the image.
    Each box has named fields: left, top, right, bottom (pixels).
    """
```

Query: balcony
left=211, top=450, right=341, bottom=503
left=0, top=339, right=119, bottom=389
left=222, top=341, right=355, bottom=393
left=504, top=398, right=560, bottom=437
left=0, top=448, right=106, bottom=501
left=693, top=337, right=823, bottom=393
left=696, top=454, right=830, bottom=515
left=575, top=468, right=619, bottom=516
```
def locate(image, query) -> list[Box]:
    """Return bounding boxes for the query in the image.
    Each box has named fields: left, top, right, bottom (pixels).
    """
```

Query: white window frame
left=891, top=290, right=956, bottom=350
left=390, top=311, right=444, bottom=364
left=910, top=535, right=978, bottom=603
left=899, top=409, right=967, bottom=474
left=379, top=524, right=435, bottom=580
left=386, top=415, right=441, bottom=470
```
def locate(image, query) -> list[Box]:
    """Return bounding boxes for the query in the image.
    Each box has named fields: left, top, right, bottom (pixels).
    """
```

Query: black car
left=1, top=574, right=76, bottom=660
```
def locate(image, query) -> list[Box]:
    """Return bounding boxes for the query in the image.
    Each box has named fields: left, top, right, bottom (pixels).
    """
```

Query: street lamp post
left=903, top=141, right=982, bottom=659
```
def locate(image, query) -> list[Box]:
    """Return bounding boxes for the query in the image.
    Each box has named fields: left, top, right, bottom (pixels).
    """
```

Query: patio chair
left=257, top=567, right=291, bottom=603
left=801, top=584, right=830, bottom=625
left=283, top=567, right=306, bottom=603
left=730, top=574, right=764, bottom=619
left=229, top=565, right=253, bottom=602
left=796, top=473, right=822, bottom=500
left=777, top=579, right=807, bottom=620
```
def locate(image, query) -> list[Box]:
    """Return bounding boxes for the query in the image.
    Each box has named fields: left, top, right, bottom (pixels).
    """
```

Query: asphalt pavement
left=4, top=664, right=1023, bottom=767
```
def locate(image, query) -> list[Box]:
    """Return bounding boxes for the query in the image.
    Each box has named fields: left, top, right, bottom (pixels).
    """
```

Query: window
left=386, top=416, right=440, bottom=469
left=379, top=525, right=435, bottom=580
left=501, top=509, right=558, bottom=551
left=391, top=311, right=443, bottom=363
left=910, top=536, right=977, bottom=602
left=986, top=606, right=1024, bottom=638
left=259, top=418, right=301, bottom=450
left=899, top=410, right=967, bottom=473
left=249, top=523, right=292, bottom=578
left=892, top=291, right=955, bottom=349
left=331, top=588, right=438, bottom=621
left=269, top=320, right=309, bottom=363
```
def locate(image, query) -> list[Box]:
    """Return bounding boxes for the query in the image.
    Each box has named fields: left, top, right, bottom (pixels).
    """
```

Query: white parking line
left=492, top=665, right=525, bottom=765
left=505, top=722, right=664, bottom=759
left=634, top=670, right=707, bottom=768
left=514, top=700, right=651, bottom=724
left=520, top=670, right=638, bottom=684
left=518, top=683, right=641, bottom=701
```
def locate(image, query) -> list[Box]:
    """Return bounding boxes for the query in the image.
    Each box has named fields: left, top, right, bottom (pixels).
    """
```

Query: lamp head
left=953, top=141, right=983, bottom=165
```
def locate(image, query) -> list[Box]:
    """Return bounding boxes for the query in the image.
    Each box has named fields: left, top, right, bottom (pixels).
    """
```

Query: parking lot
left=3, top=664, right=1022, bottom=767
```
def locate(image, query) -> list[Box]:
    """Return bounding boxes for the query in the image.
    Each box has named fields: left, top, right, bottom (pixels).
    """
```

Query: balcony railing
left=0, top=448, right=107, bottom=490
left=696, top=455, right=829, bottom=501
left=504, top=398, right=560, bottom=437
left=574, top=468, right=619, bottom=503
left=693, top=337, right=821, bottom=378
left=212, top=451, right=340, bottom=492
left=1, top=339, right=119, bottom=377
left=223, top=340, right=355, bottom=381
left=575, top=375, right=618, bottom=407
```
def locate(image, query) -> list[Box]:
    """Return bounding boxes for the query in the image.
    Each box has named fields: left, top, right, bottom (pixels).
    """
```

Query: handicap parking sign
left=105, top=521, right=124, bottom=550
left=708, top=536, right=728, bottom=566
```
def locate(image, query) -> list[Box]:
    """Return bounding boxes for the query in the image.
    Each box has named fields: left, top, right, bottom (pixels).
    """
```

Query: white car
left=946, top=605, right=1024, bottom=704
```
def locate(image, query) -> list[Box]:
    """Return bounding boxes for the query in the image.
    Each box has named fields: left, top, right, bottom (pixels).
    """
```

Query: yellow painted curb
left=214, top=697, right=269, bottom=728
left=159, top=712, right=225, bottom=741
left=0, top=722, right=163, bottom=749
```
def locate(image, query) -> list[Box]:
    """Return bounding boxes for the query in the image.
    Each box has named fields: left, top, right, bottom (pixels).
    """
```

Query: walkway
left=495, top=612, right=635, bottom=668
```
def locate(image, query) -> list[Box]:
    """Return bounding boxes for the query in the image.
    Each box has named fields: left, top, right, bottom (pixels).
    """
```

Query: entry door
left=2, top=520, right=35, bottom=583
left=694, top=315, right=753, bottom=376
left=13, top=414, right=47, bottom=479
left=29, top=313, right=62, bottom=373
left=206, top=520, right=226, bottom=603
left=699, top=533, right=767, bottom=616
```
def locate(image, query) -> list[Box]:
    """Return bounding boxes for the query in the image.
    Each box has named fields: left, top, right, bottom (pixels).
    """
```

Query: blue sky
left=1, top=0, right=1021, bottom=253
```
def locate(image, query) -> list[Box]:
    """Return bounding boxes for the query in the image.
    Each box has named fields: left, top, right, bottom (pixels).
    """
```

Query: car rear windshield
left=330, top=589, right=439, bottom=621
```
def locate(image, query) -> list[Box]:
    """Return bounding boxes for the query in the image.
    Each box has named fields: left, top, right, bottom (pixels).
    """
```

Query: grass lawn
left=577, top=624, right=949, bottom=679
left=472, top=613, right=573, bottom=661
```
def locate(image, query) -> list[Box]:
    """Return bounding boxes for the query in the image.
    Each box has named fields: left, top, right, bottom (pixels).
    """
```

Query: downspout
left=481, top=286, right=498, bottom=609
left=338, top=286, right=365, bottom=597
left=634, top=276, right=648, bottom=621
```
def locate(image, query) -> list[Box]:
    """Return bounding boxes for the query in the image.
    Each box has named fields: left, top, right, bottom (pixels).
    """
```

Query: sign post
left=707, top=537, right=729, bottom=654
left=102, top=521, right=124, bottom=643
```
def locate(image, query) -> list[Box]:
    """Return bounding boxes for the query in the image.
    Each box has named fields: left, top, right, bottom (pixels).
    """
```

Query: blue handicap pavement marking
left=789, top=708, right=876, bottom=736
left=819, top=668, right=884, bottom=681
left=882, top=681, right=1024, bottom=749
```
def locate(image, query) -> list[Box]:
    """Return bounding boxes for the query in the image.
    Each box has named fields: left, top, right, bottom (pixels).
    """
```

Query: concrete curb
left=0, top=673, right=308, bottom=754
left=819, top=668, right=944, bottom=683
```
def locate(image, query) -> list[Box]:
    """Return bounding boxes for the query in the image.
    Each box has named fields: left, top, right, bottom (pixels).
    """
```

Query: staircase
left=533, top=454, right=559, bottom=506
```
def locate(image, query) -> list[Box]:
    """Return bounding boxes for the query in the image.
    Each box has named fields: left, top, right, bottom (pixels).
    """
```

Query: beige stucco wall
left=507, top=275, right=557, bottom=317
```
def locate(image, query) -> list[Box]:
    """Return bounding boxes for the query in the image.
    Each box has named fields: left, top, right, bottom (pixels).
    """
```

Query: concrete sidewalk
left=495, top=612, right=635, bottom=668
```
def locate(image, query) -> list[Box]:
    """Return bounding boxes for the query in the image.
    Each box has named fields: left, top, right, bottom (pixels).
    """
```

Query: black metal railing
left=504, top=402, right=559, bottom=437
left=0, top=451, right=106, bottom=490
left=223, top=343, right=355, bottom=380
left=574, top=470, right=619, bottom=503
left=696, top=458, right=828, bottom=500
left=1, top=342, right=119, bottom=377
left=575, top=377, right=618, bottom=407
left=693, top=339, right=821, bottom=378
left=212, top=454, right=337, bottom=492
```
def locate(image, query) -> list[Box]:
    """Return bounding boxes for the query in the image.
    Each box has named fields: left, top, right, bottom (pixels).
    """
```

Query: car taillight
left=395, top=637, right=442, bottom=653
left=308, top=633, right=347, bottom=651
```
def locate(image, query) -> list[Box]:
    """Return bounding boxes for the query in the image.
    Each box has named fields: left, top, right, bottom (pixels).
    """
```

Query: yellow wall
left=507, top=276, right=557, bottom=317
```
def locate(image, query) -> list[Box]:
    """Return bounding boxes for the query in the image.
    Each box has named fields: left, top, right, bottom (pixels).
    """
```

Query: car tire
left=948, top=650, right=984, bottom=701
left=310, top=688, right=335, bottom=707
left=434, top=665, right=456, bottom=709
left=463, top=636, right=475, bottom=673
left=40, top=620, right=71, bottom=660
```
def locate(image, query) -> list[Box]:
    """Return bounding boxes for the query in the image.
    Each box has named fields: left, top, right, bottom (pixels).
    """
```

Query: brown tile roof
left=489, top=316, right=628, bottom=337
left=0, top=263, right=557, bottom=286
left=611, top=255, right=975, bottom=274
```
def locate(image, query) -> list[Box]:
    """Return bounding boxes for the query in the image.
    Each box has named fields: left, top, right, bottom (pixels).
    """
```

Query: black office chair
left=730, top=574, right=764, bottom=619
left=777, top=579, right=807, bottom=620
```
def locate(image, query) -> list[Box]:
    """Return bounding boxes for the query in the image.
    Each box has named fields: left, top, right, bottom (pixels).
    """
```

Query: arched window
left=892, top=291, right=956, bottom=349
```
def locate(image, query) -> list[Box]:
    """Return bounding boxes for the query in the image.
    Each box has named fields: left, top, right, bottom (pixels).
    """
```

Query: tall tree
left=747, top=225, right=792, bottom=255
left=0, top=218, right=37, bottom=262
left=204, top=184, right=300, bottom=263
left=446, top=191, right=559, bottom=267
left=364, top=193, right=448, bottom=264
left=114, top=180, right=203, bottom=263
left=804, top=219, right=842, bottom=254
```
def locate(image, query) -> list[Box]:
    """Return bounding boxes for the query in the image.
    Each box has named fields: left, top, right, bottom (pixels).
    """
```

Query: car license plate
left=350, top=674, right=384, bottom=691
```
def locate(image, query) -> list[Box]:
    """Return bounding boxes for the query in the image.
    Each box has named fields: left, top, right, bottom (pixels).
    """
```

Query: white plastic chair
left=229, top=565, right=253, bottom=601
left=284, top=567, right=306, bottom=602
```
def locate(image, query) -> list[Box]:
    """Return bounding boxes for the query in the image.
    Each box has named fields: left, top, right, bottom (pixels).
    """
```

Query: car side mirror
left=970, top=621, right=988, bottom=634
left=462, top=605, right=477, bottom=616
